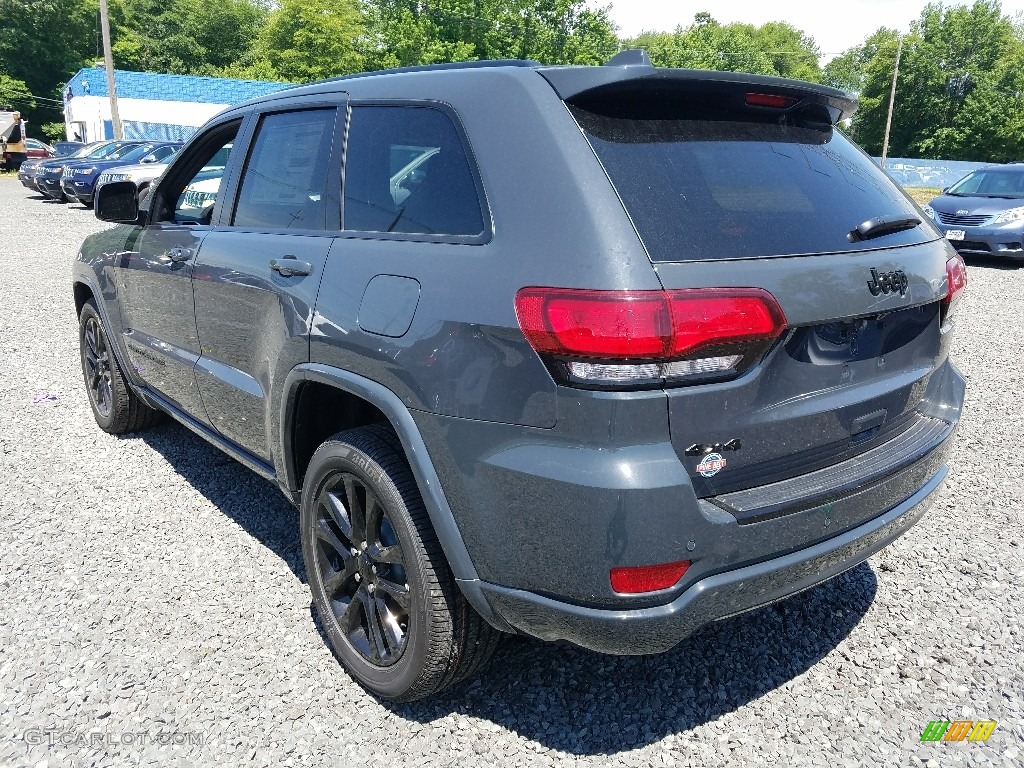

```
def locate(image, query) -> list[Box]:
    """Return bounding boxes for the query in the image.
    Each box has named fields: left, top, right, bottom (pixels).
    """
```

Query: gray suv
left=73, top=52, right=967, bottom=701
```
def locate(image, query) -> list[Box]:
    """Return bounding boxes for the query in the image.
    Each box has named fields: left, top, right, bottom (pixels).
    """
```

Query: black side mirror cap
left=95, top=180, right=142, bottom=224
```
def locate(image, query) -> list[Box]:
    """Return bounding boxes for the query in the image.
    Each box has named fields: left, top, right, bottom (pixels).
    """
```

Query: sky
left=604, top=0, right=1024, bottom=61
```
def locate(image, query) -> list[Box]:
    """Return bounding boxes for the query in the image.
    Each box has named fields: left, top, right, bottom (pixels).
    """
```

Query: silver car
left=924, top=164, right=1024, bottom=260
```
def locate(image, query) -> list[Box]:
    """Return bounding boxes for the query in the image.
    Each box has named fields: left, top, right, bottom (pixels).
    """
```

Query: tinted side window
left=344, top=106, right=484, bottom=236
left=233, top=109, right=336, bottom=230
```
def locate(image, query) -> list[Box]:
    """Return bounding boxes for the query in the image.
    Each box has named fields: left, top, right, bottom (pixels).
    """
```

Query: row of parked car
left=17, top=139, right=182, bottom=207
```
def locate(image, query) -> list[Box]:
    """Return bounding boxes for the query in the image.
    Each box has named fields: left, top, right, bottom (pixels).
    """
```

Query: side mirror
left=95, top=180, right=141, bottom=223
left=941, top=187, right=949, bottom=194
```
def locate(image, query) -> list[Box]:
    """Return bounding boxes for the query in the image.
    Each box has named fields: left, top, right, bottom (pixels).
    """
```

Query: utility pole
left=880, top=34, right=903, bottom=170
left=98, top=0, right=123, bottom=139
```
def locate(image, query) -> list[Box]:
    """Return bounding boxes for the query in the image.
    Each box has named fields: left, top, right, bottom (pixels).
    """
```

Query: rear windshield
left=570, top=105, right=933, bottom=261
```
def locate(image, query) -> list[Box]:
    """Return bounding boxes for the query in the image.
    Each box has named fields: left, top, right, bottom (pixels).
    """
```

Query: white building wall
left=63, top=96, right=229, bottom=142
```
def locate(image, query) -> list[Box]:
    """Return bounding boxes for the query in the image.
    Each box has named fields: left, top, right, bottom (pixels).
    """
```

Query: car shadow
left=136, top=420, right=306, bottom=580
left=136, top=419, right=877, bottom=753
left=388, top=564, right=876, bottom=754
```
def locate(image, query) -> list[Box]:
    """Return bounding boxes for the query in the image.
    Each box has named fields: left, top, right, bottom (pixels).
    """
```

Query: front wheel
left=300, top=424, right=499, bottom=701
left=79, top=299, right=161, bottom=433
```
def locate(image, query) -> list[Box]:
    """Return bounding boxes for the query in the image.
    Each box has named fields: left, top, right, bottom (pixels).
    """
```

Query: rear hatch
left=544, top=68, right=957, bottom=500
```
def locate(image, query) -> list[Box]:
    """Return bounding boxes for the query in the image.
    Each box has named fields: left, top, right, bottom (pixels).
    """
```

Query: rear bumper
left=478, top=463, right=944, bottom=654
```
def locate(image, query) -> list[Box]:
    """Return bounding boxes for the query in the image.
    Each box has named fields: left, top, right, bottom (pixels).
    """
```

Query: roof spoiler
left=541, top=50, right=858, bottom=123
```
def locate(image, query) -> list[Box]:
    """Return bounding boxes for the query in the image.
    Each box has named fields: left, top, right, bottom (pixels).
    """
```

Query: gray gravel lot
left=0, top=178, right=1021, bottom=768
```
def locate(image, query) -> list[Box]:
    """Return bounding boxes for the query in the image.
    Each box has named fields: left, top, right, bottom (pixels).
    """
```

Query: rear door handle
left=165, top=246, right=193, bottom=263
left=270, top=256, right=312, bottom=277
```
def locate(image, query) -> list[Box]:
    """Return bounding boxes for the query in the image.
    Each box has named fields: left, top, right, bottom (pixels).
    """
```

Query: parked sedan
left=924, top=164, right=1024, bottom=260
left=63, top=142, right=181, bottom=206
left=35, top=141, right=143, bottom=201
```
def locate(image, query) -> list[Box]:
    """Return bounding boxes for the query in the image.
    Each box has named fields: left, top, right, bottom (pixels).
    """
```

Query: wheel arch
left=280, top=364, right=486, bottom=586
left=73, top=279, right=95, bottom=316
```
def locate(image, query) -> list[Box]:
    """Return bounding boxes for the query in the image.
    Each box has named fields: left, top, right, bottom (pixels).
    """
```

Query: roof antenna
left=605, top=49, right=652, bottom=67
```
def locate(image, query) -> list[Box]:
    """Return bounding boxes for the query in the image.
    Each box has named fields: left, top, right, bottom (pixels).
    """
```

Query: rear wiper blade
left=847, top=214, right=922, bottom=243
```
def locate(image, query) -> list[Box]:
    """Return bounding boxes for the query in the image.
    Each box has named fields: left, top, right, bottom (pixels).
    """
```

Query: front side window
left=344, top=106, right=485, bottom=237
left=160, top=123, right=239, bottom=225
left=232, top=109, right=336, bottom=230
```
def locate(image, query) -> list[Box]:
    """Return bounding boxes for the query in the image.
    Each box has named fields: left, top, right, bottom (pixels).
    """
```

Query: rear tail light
left=515, top=287, right=787, bottom=389
left=610, top=560, right=691, bottom=594
left=942, top=253, right=967, bottom=322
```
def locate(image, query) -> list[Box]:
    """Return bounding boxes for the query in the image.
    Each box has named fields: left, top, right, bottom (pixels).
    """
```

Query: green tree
left=0, top=0, right=99, bottom=129
left=111, top=0, right=268, bottom=76
left=0, top=70, right=34, bottom=110
left=853, top=1, right=1024, bottom=161
left=822, top=28, right=898, bottom=93
left=251, top=0, right=365, bottom=82
left=629, top=13, right=821, bottom=81
left=362, top=0, right=618, bottom=70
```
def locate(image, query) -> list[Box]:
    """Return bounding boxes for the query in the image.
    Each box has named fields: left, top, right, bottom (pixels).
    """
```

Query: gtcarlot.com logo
left=920, top=720, right=997, bottom=743
left=25, top=729, right=205, bottom=748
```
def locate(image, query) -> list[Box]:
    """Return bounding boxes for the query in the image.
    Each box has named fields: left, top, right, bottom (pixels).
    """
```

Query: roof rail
left=316, top=58, right=542, bottom=86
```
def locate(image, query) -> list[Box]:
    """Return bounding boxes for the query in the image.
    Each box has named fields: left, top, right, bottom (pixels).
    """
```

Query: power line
left=0, top=89, right=67, bottom=112
left=0, top=88, right=66, bottom=105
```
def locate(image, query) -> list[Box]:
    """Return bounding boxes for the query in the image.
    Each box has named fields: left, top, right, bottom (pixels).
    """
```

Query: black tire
left=301, top=424, right=500, bottom=701
left=78, top=299, right=162, bottom=434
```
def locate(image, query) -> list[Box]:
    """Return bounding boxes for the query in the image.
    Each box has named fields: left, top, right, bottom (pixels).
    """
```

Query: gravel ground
left=0, top=179, right=1021, bottom=768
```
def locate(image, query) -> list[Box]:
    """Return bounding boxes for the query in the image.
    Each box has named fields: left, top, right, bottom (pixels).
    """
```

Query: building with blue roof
left=62, top=66, right=291, bottom=143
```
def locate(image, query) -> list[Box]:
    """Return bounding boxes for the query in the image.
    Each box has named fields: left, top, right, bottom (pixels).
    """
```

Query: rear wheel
left=79, top=299, right=161, bottom=433
left=300, top=424, right=499, bottom=701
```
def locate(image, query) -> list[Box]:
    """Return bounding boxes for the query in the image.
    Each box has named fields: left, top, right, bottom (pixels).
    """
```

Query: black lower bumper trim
left=479, top=465, right=944, bottom=655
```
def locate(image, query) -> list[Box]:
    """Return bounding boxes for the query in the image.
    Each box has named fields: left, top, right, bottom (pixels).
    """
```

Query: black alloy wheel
left=300, top=425, right=500, bottom=701
left=82, top=314, right=113, bottom=419
left=78, top=299, right=162, bottom=434
left=313, top=471, right=411, bottom=666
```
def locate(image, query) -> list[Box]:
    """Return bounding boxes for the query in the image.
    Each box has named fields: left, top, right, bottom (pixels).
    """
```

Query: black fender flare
left=279, top=363, right=512, bottom=631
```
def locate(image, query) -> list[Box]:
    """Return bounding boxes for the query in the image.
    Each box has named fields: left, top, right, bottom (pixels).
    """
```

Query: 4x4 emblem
left=866, top=268, right=908, bottom=297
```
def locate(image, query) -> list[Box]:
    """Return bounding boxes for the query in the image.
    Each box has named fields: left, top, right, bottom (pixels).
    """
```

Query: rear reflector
left=745, top=92, right=799, bottom=109
left=515, top=287, right=786, bottom=388
left=610, top=560, right=691, bottom=594
left=943, top=253, right=967, bottom=320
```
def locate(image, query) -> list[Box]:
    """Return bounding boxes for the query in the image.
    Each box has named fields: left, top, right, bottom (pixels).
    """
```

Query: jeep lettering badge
left=866, top=268, right=909, bottom=297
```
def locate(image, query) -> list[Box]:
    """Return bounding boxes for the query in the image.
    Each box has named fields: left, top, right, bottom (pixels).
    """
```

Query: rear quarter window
left=343, top=105, right=486, bottom=238
left=570, top=104, right=935, bottom=261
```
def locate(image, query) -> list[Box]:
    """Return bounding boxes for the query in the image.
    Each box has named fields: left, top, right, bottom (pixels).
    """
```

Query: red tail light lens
left=610, top=560, right=691, bottom=594
left=745, top=92, right=798, bottom=109
left=515, top=287, right=787, bottom=388
left=515, top=289, right=672, bottom=358
left=943, top=253, right=967, bottom=321
left=669, top=289, right=788, bottom=358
